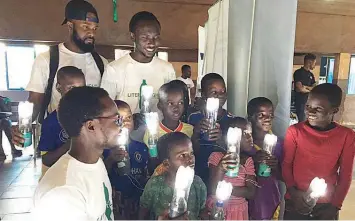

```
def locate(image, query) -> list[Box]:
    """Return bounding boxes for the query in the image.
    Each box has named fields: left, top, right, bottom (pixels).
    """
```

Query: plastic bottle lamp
left=169, top=166, right=195, bottom=219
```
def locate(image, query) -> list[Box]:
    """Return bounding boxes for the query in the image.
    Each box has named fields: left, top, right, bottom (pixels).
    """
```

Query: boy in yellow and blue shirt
left=143, top=81, right=194, bottom=175
left=38, top=66, right=85, bottom=176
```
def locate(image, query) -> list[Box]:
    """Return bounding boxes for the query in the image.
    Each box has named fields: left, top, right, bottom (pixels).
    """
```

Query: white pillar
left=202, top=0, right=297, bottom=137
left=227, top=0, right=297, bottom=137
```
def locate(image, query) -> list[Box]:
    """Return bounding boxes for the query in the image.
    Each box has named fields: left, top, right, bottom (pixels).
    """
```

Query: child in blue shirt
left=38, top=66, right=85, bottom=176
left=103, top=100, right=149, bottom=220
left=188, top=73, right=235, bottom=185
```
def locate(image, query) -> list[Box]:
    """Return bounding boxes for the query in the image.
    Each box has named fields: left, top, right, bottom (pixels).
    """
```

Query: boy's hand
left=158, top=209, right=189, bottom=220
left=312, top=204, right=339, bottom=219
left=218, top=153, right=237, bottom=173
left=255, top=151, right=278, bottom=169
left=289, top=187, right=313, bottom=214
left=108, top=148, right=128, bottom=162
left=11, top=126, right=24, bottom=146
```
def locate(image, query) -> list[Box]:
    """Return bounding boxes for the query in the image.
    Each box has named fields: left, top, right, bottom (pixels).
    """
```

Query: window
left=348, top=56, right=355, bottom=94
left=0, top=43, right=49, bottom=90
left=0, top=43, right=6, bottom=90
left=6, top=46, right=35, bottom=90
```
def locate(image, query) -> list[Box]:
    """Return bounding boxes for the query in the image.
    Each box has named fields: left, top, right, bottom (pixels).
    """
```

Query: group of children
left=37, top=65, right=355, bottom=220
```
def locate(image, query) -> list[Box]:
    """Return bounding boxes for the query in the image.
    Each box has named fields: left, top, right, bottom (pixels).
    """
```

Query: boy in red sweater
left=282, top=83, right=355, bottom=220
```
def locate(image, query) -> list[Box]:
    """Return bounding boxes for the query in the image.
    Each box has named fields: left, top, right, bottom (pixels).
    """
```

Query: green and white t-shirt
left=100, top=54, right=176, bottom=113
left=33, top=153, right=113, bottom=221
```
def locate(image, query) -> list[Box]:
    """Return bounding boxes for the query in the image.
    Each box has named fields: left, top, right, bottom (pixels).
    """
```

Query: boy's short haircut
left=57, top=66, right=84, bottom=81
left=129, top=11, right=161, bottom=33
left=158, top=81, right=185, bottom=102
left=228, top=117, right=248, bottom=128
left=304, top=53, right=316, bottom=62
left=58, top=86, right=109, bottom=137
left=247, top=97, right=273, bottom=117
left=310, top=83, right=342, bottom=108
left=114, top=100, right=130, bottom=110
left=181, top=65, right=191, bottom=72
left=201, top=73, right=225, bottom=94
left=157, top=132, right=190, bottom=162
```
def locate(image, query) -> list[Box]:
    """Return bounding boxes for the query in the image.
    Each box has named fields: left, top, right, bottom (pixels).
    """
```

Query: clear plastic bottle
left=212, top=201, right=225, bottom=221
left=18, top=101, right=33, bottom=148
left=169, top=189, right=188, bottom=219
left=139, top=79, right=147, bottom=110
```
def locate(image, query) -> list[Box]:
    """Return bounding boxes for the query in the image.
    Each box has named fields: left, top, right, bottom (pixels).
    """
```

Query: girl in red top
left=282, top=83, right=355, bottom=220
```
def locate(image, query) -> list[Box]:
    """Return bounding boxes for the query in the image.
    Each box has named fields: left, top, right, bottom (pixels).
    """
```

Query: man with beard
left=12, top=0, right=107, bottom=147
left=33, top=87, right=118, bottom=220
left=26, top=0, right=107, bottom=120
left=101, top=11, right=176, bottom=113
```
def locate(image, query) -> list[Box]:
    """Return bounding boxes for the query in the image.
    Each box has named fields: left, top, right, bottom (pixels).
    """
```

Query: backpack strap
left=38, top=45, right=59, bottom=124
left=91, top=51, right=104, bottom=76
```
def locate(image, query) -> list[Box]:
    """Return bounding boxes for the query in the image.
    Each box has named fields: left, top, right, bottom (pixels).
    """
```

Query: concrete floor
left=0, top=135, right=355, bottom=220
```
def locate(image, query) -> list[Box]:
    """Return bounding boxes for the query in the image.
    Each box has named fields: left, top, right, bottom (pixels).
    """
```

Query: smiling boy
left=282, top=83, right=355, bottom=220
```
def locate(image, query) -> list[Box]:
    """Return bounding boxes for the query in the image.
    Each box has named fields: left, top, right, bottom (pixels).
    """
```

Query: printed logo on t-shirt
left=59, top=129, right=69, bottom=143
left=97, top=183, right=113, bottom=221
left=127, top=93, right=158, bottom=98
left=134, top=151, right=142, bottom=163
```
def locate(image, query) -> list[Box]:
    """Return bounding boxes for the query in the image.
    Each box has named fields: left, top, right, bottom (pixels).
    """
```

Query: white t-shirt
left=33, top=153, right=113, bottom=221
left=177, top=76, right=195, bottom=89
left=26, top=43, right=108, bottom=113
left=177, top=77, right=195, bottom=104
left=100, top=54, right=176, bottom=113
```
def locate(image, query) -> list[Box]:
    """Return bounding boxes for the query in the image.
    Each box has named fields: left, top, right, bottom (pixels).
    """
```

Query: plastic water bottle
left=212, top=201, right=225, bottom=220
left=139, top=79, right=147, bottom=110
left=169, top=190, right=188, bottom=219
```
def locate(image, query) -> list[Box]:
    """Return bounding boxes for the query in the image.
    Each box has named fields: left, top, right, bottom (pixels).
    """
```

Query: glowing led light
left=18, top=101, right=33, bottom=119
left=146, top=112, right=159, bottom=135
left=142, top=85, right=153, bottom=100
left=309, top=177, right=327, bottom=199
left=175, top=166, right=195, bottom=190
left=206, top=98, right=219, bottom=113
left=216, top=180, right=233, bottom=201
left=117, top=127, right=129, bottom=148
left=227, top=127, right=242, bottom=152
left=263, top=134, right=277, bottom=154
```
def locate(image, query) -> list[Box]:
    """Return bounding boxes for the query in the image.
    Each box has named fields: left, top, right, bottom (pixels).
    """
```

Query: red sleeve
left=331, top=131, right=355, bottom=209
left=208, top=152, right=223, bottom=167
left=282, top=126, right=298, bottom=188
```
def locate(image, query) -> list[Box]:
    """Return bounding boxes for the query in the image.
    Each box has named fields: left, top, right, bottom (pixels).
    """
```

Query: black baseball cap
left=62, top=0, right=99, bottom=25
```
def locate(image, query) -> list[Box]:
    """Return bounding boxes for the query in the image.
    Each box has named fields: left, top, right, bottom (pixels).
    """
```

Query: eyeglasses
left=95, top=115, right=123, bottom=127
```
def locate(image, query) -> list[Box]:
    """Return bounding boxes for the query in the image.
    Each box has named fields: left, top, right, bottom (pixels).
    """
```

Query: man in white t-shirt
left=101, top=11, right=175, bottom=113
left=177, top=64, right=195, bottom=104
left=33, top=87, right=124, bottom=221
left=12, top=0, right=108, bottom=148
left=27, top=0, right=108, bottom=118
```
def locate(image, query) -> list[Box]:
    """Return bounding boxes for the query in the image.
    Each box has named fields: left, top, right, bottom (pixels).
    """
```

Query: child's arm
left=38, top=118, right=69, bottom=167
left=103, top=148, right=126, bottom=173
left=231, top=157, right=256, bottom=199
left=208, top=153, right=230, bottom=195
left=282, top=127, right=298, bottom=190
left=331, top=134, right=355, bottom=209
left=138, top=177, right=155, bottom=220
left=231, top=174, right=256, bottom=199
left=42, top=142, right=70, bottom=167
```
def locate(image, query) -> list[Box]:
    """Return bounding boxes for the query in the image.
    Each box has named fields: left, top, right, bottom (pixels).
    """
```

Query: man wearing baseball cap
left=12, top=0, right=108, bottom=147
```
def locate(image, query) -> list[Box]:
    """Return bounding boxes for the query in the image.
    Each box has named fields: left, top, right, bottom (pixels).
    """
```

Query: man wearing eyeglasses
left=34, top=86, right=123, bottom=220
